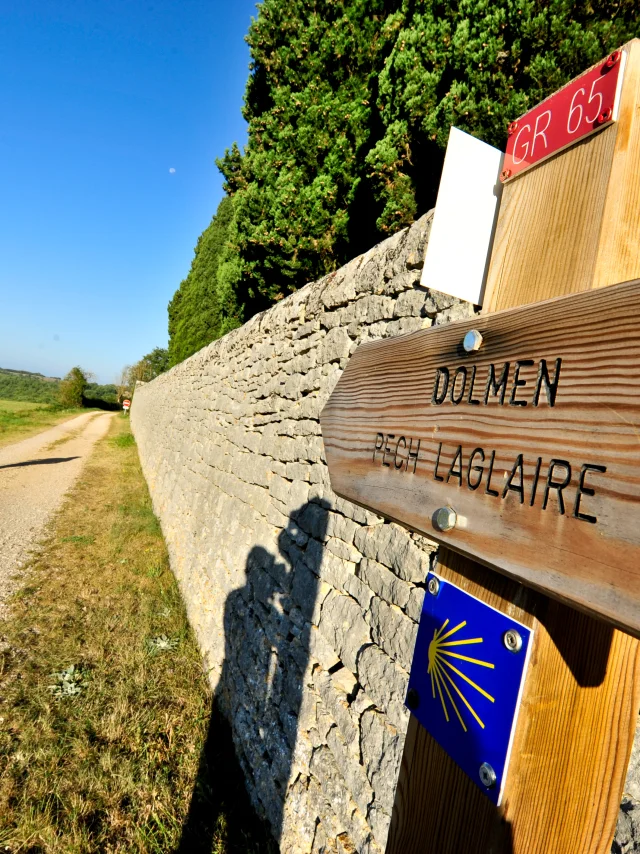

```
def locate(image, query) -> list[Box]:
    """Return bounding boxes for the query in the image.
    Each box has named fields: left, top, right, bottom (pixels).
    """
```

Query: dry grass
left=0, top=415, right=275, bottom=854
left=0, top=401, right=80, bottom=449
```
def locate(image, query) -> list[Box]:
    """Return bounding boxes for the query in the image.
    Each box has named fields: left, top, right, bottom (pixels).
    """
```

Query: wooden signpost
left=321, top=40, right=640, bottom=854
left=322, top=280, right=640, bottom=636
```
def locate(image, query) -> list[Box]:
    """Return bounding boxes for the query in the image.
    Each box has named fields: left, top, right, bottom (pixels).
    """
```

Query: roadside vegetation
left=0, top=400, right=81, bottom=450
left=0, top=415, right=275, bottom=853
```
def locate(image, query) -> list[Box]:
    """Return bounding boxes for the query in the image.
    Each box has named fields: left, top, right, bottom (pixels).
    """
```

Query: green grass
left=0, top=416, right=275, bottom=854
left=0, top=400, right=79, bottom=449
left=111, top=432, right=136, bottom=448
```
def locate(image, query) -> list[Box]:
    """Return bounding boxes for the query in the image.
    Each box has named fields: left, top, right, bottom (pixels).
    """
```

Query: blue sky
left=0, top=0, right=257, bottom=383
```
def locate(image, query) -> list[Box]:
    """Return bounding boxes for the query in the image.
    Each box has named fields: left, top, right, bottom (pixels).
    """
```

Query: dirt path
left=0, top=411, right=114, bottom=617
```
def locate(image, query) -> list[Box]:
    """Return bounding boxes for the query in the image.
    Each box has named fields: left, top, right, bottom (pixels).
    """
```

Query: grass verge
left=0, top=401, right=80, bottom=449
left=0, top=414, right=275, bottom=854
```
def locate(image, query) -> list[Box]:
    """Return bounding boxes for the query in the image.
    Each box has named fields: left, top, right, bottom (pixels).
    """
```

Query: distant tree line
left=168, top=0, right=639, bottom=366
left=0, top=367, right=119, bottom=409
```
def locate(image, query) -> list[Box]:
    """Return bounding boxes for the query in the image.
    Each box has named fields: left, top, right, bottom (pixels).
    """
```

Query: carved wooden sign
left=320, top=278, right=640, bottom=636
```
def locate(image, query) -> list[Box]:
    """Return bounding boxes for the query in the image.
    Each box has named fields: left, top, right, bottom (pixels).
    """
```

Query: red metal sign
left=502, top=49, right=626, bottom=181
left=123, top=399, right=131, bottom=408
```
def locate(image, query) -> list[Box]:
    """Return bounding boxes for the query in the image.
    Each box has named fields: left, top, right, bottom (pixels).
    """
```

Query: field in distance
left=0, top=400, right=80, bottom=449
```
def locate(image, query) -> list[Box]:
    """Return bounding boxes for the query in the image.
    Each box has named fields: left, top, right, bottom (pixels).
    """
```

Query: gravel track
left=0, top=412, right=114, bottom=618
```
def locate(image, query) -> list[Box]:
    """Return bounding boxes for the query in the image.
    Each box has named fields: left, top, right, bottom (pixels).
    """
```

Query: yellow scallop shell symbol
left=428, top=618, right=496, bottom=731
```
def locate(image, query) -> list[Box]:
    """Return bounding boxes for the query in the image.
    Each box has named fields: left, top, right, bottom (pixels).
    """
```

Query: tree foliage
left=366, top=0, right=639, bottom=232
left=216, top=0, right=400, bottom=314
left=58, top=367, right=90, bottom=409
left=167, top=197, right=241, bottom=367
left=120, top=348, right=170, bottom=397
left=168, top=0, right=639, bottom=361
left=0, top=369, right=60, bottom=404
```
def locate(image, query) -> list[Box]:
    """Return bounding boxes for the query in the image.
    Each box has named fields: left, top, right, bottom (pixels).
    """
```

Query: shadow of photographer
left=177, top=500, right=330, bottom=852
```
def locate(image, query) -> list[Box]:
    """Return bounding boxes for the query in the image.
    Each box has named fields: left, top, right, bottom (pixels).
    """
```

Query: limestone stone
left=359, top=558, right=411, bottom=609
left=357, top=644, right=410, bottom=731
left=393, top=288, right=428, bottom=317
left=354, top=523, right=431, bottom=583
left=331, top=666, right=358, bottom=700
left=343, top=573, right=374, bottom=610
left=325, top=512, right=357, bottom=544
left=326, top=536, right=362, bottom=563
left=319, top=590, right=371, bottom=674
left=613, top=797, right=640, bottom=853
left=320, top=327, right=352, bottom=364
left=368, top=597, right=418, bottom=670
left=309, top=624, right=341, bottom=672
left=314, top=669, right=360, bottom=755
left=405, top=585, right=425, bottom=623
left=326, top=725, right=374, bottom=815
left=625, top=717, right=640, bottom=802
left=269, top=475, right=310, bottom=513
left=360, top=709, right=404, bottom=815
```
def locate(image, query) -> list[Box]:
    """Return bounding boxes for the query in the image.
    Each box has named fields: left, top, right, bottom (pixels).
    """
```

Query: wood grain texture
left=321, top=279, right=640, bottom=635
left=483, top=39, right=640, bottom=312
left=482, top=121, right=617, bottom=311
left=382, top=41, right=640, bottom=854
left=594, top=40, right=640, bottom=288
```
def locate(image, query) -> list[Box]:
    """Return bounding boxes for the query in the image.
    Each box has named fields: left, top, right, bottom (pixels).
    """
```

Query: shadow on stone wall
left=177, top=501, right=330, bottom=851
left=175, top=699, right=276, bottom=853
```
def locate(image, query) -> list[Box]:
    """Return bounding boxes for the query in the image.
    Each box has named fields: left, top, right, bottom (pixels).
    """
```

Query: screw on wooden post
left=384, top=39, right=640, bottom=854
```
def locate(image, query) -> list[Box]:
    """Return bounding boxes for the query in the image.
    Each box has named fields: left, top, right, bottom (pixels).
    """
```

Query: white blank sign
left=421, top=126, right=504, bottom=306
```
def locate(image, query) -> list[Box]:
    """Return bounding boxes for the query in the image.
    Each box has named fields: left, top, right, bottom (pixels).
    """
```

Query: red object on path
left=502, top=49, right=626, bottom=181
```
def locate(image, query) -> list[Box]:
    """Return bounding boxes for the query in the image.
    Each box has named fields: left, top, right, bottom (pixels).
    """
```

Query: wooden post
left=385, top=39, right=640, bottom=854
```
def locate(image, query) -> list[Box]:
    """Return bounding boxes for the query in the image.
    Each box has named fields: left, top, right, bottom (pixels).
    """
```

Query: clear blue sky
left=0, top=0, right=257, bottom=383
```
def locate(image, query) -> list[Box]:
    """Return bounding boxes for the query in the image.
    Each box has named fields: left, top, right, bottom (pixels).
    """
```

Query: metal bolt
left=503, top=629, right=523, bottom=653
left=507, top=121, right=519, bottom=136
left=479, top=762, right=497, bottom=788
left=463, top=329, right=483, bottom=352
left=605, top=50, right=621, bottom=69
left=427, top=576, right=440, bottom=596
left=434, top=506, right=457, bottom=532
left=597, top=107, right=613, bottom=125
left=501, top=168, right=512, bottom=181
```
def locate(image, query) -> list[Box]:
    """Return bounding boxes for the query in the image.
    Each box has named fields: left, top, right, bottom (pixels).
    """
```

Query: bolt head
left=597, top=107, right=613, bottom=125
left=427, top=576, right=440, bottom=596
left=507, top=121, right=518, bottom=136
left=434, top=506, right=457, bottom=533
left=503, top=629, right=523, bottom=653
left=406, top=688, right=420, bottom=710
left=479, top=762, right=497, bottom=788
left=501, top=168, right=512, bottom=181
left=463, top=329, right=483, bottom=352
left=605, top=50, right=621, bottom=69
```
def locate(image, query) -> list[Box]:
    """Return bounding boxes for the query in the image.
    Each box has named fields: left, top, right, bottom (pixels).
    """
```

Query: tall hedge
left=167, top=196, right=240, bottom=367
left=168, top=0, right=638, bottom=361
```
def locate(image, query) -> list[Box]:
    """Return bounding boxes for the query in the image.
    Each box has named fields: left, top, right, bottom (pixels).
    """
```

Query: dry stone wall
left=131, top=213, right=639, bottom=854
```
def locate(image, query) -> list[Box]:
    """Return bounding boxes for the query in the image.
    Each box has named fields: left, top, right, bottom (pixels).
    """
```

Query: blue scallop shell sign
left=406, top=573, right=533, bottom=805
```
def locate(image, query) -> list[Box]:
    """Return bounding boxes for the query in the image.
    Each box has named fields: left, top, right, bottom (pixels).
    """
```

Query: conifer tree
left=167, top=196, right=240, bottom=367
left=168, top=0, right=638, bottom=361
left=366, top=0, right=639, bottom=233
